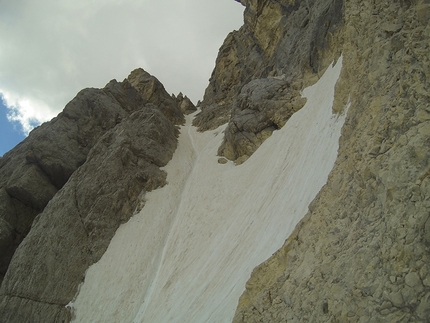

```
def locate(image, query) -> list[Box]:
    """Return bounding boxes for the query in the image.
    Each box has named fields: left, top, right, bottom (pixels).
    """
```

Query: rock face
left=0, top=70, right=184, bottom=321
left=218, top=77, right=305, bottom=163
left=194, top=0, right=343, bottom=163
left=0, top=81, right=142, bottom=283
left=230, top=0, right=430, bottom=322
left=173, top=92, right=197, bottom=115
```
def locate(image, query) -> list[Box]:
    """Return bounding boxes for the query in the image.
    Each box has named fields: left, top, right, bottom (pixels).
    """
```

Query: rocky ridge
left=0, top=70, right=194, bottom=321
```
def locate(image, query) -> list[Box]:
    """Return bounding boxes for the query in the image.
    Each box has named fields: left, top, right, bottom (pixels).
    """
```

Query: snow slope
left=71, top=57, right=347, bottom=323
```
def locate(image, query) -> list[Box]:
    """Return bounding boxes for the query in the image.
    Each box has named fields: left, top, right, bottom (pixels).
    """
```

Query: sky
left=0, top=0, right=244, bottom=156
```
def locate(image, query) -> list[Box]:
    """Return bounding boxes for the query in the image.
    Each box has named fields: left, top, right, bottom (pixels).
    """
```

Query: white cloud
left=1, top=91, right=55, bottom=135
left=0, top=0, right=243, bottom=135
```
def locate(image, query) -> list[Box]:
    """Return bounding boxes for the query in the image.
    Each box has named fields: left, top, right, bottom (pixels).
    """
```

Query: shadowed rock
left=0, top=69, right=185, bottom=321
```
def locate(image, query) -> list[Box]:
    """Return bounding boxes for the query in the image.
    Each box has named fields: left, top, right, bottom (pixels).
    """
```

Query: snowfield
left=71, top=57, right=347, bottom=323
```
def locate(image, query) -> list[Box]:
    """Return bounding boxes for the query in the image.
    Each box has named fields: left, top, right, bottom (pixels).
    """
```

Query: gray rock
left=194, top=0, right=343, bottom=162
left=218, top=77, right=306, bottom=162
left=0, top=106, right=180, bottom=322
left=175, top=92, right=197, bottom=115
left=405, top=271, right=422, bottom=288
left=0, top=83, right=134, bottom=282
left=6, top=164, right=58, bottom=210
left=218, top=157, right=229, bottom=164
left=193, top=29, right=264, bottom=131
left=128, top=68, right=184, bottom=125
left=0, top=67, right=186, bottom=321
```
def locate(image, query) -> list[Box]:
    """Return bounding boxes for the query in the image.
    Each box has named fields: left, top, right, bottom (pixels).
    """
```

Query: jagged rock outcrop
left=194, top=0, right=343, bottom=163
left=128, top=68, right=185, bottom=124
left=173, top=92, right=197, bottom=115
left=0, top=69, right=184, bottom=321
left=232, top=0, right=430, bottom=322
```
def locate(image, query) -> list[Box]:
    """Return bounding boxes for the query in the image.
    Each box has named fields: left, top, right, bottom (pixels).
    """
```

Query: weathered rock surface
left=194, top=0, right=343, bottom=163
left=128, top=68, right=184, bottom=124
left=218, top=77, right=305, bottom=163
left=0, top=82, right=141, bottom=283
left=173, top=92, right=197, bottom=115
left=233, top=0, right=430, bottom=322
left=0, top=70, right=184, bottom=321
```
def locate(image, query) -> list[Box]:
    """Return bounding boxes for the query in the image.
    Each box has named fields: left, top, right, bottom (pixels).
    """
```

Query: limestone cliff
left=0, top=70, right=193, bottom=321
left=229, top=0, right=430, bottom=322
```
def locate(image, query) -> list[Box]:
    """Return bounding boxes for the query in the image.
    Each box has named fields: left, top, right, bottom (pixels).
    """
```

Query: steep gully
left=132, top=113, right=200, bottom=322
left=70, top=57, right=347, bottom=323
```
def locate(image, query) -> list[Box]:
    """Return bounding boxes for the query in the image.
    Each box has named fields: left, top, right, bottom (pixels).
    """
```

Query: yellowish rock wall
left=233, top=0, right=430, bottom=322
